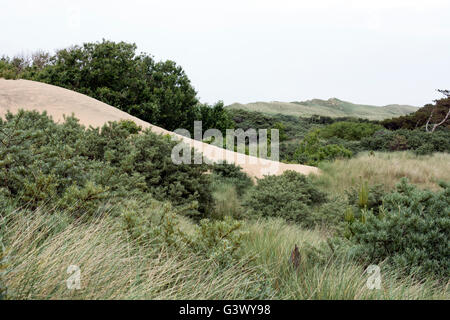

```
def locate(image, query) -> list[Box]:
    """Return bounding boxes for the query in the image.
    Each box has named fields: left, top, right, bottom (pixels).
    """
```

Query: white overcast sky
left=1, top=0, right=450, bottom=107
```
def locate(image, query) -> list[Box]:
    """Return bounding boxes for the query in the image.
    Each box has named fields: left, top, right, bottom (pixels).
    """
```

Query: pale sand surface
left=0, top=79, right=320, bottom=179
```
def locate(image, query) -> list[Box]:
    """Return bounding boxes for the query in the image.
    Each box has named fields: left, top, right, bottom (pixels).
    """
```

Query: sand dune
left=0, top=79, right=319, bottom=179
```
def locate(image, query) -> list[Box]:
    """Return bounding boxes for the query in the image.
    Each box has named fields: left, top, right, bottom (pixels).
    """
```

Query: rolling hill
left=227, top=98, right=418, bottom=120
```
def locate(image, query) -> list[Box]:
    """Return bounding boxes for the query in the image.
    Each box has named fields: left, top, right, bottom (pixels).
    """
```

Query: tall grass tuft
left=2, top=209, right=271, bottom=300
left=239, top=218, right=449, bottom=300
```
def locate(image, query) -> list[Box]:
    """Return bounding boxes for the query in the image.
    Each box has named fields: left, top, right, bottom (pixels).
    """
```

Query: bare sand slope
left=0, top=79, right=319, bottom=179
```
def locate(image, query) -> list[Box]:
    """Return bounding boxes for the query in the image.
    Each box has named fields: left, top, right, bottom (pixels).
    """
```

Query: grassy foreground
left=2, top=209, right=448, bottom=300
left=313, top=152, right=450, bottom=194
left=1, top=151, right=448, bottom=300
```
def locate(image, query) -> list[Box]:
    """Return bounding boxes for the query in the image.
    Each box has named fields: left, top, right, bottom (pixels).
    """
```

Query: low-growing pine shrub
left=0, top=110, right=213, bottom=218
left=120, top=199, right=245, bottom=267
left=319, top=121, right=384, bottom=141
left=243, top=171, right=327, bottom=224
left=360, top=129, right=450, bottom=155
left=184, top=216, right=245, bottom=267
left=347, top=178, right=450, bottom=279
left=293, top=130, right=353, bottom=166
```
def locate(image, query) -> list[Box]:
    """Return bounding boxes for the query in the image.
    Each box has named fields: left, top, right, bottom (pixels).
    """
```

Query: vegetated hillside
left=228, top=107, right=450, bottom=166
left=0, top=79, right=320, bottom=179
left=228, top=98, right=418, bottom=120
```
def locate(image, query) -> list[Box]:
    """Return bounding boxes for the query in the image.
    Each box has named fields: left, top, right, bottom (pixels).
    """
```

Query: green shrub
left=243, top=171, right=327, bottom=224
left=346, top=181, right=386, bottom=213
left=304, top=196, right=348, bottom=232
left=1, top=41, right=232, bottom=135
left=120, top=198, right=184, bottom=248
left=0, top=110, right=213, bottom=218
left=211, top=162, right=253, bottom=195
left=293, top=130, right=353, bottom=166
left=121, top=200, right=244, bottom=267
left=360, top=129, right=450, bottom=154
left=388, top=134, right=409, bottom=151
left=184, top=216, right=245, bottom=267
left=319, top=121, right=384, bottom=141
left=347, top=179, right=450, bottom=279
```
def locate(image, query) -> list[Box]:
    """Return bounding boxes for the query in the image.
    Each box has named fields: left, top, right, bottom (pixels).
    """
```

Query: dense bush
left=0, top=110, right=213, bottom=218
left=229, top=108, right=449, bottom=163
left=382, top=94, right=450, bottom=131
left=347, top=179, right=450, bottom=279
left=360, top=129, right=450, bottom=155
left=243, top=171, right=327, bottom=223
left=346, top=182, right=386, bottom=214
left=318, top=121, right=384, bottom=141
left=121, top=199, right=245, bottom=267
left=307, top=114, right=381, bottom=125
left=211, top=162, right=254, bottom=195
left=229, top=109, right=316, bottom=141
left=228, top=109, right=320, bottom=161
left=292, top=130, right=353, bottom=166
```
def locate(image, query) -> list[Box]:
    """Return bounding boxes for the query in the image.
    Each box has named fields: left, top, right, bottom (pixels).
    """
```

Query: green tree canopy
left=1, top=40, right=232, bottom=134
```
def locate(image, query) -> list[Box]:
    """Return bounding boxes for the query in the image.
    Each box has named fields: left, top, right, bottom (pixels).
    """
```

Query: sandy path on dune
left=0, top=79, right=320, bottom=179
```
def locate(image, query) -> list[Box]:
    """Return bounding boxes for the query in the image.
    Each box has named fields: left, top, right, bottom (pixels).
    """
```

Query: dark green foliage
left=307, top=115, right=381, bottom=125
left=304, top=196, right=348, bottom=232
left=1, top=40, right=231, bottom=135
left=360, top=129, right=450, bottom=155
left=211, top=162, right=254, bottom=195
left=229, top=109, right=317, bottom=141
left=228, top=109, right=319, bottom=161
left=191, top=101, right=235, bottom=136
left=121, top=201, right=244, bottom=266
left=382, top=95, right=450, bottom=131
left=0, top=110, right=213, bottom=218
left=346, top=181, right=386, bottom=214
left=322, top=137, right=365, bottom=154
left=243, top=171, right=327, bottom=223
left=185, top=216, right=244, bottom=266
left=388, top=134, right=409, bottom=151
left=0, top=57, right=21, bottom=80
left=318, top=121, right=384, bottom=141
left=348, top=179, right=450, bottom=279
left=228, top=108, right=448, bottom=164
left=30, top=41, right=198, bottom=132
left=292, top=130, right=353, bottom=166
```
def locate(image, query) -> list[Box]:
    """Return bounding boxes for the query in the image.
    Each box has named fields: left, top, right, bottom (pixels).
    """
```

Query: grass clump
left=313, top=151, right=450, bottom=195
left=239, top=218, right=448, bottom=300
left=2, top=205, right=273, bottom=300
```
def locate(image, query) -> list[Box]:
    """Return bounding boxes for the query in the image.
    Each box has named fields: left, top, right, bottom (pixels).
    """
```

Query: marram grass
left=2, top=209, right=448, bottom=300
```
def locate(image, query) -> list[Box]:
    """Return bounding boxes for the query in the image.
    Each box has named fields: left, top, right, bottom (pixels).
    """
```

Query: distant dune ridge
left=228, top=98, right=418, bottom=120
left=0, top=79, right=319, bottom=179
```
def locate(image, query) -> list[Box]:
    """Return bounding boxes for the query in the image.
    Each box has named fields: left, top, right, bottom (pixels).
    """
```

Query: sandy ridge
left=0, top=79, right=319, bottom=179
